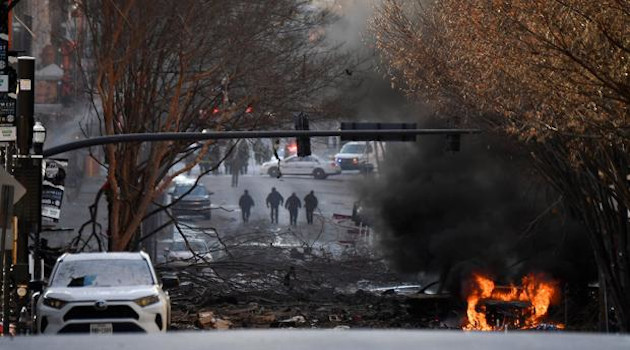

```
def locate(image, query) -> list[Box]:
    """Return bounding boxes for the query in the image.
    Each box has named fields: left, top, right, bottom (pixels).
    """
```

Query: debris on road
left=161, top=243, right=461, bottom=330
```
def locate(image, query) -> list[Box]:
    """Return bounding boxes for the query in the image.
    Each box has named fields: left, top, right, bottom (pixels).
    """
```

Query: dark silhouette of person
left=266, top=187, right=284, bottom=224
left=231, top=156, right=240, bottom=187
left=238, top=190, right=255, bottom=222
left=285, top=192, right=302, bottom=226
left=238, top=141, right=250, bottom=175
left=304, top=190, right=318, bottom=224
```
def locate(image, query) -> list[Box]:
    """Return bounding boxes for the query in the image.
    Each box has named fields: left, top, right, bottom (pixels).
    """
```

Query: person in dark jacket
left=303, top=190, right=318, bottom=224
left=285, top=192, right=302, bottom=226
left=266, top=187, right=284, bottom=224
left=238, top=190, right=255, bottom=222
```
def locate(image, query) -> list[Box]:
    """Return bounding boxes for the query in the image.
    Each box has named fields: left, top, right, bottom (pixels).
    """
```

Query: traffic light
left=294, top=112, right=311, bottom=157
left=0, top=1, right=8, bottom=35
left=445, top=133, right=461, bottom=152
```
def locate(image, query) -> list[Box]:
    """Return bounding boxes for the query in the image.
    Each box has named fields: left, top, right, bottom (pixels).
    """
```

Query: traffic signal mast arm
left=43, top=129, right=481, bottom=158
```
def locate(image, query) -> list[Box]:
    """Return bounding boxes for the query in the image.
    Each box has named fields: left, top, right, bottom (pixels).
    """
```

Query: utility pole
left=12, top=55, right=37, bottom=334
left=0, top=0, right=18, bottom=335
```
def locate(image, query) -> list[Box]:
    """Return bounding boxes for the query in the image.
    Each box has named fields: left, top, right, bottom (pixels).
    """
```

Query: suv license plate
left=90, top=323, right=113, bottom=334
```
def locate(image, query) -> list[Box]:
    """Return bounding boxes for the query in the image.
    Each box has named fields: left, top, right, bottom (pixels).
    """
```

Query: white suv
left=33, top=252, right=177, bottom=334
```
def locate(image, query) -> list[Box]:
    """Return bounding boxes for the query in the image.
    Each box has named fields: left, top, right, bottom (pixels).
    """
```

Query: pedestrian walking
left=285, top=192, right=302, bottom=226
left=231, top=161, right=240, bottom=187
left=224, top=140, right=234, bottom=177
left=304, top=190, right=318, bottom=224
left=266, top=187, right=284, bottom=224
left=238, top=141, right=250, bottom=175
left=238, top=190, right=255, bottom=223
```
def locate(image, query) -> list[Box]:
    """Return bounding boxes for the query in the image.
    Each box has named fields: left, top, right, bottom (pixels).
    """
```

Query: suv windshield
left=340, top=144, right=365, bottom=154
left=173, top=184, right=207, bottom=196
left=51, top=259, right=154, bottom=287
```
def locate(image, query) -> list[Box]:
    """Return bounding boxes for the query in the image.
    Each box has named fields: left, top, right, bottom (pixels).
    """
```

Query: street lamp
left=32, top=121, right=46, bottom=155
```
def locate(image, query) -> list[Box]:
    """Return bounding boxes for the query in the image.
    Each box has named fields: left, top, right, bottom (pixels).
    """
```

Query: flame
left=463, top=273, right=561, bottom=331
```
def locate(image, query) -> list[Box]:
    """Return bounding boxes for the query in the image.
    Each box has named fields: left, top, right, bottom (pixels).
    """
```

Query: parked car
left=169, top=178, right=213, bottom=219
left=32, top=252, right=178, bottom=334
left=334, top=141, right=375, bottom=172
left=260, top=155, right=341, bottom=179
left=164, top=239, right=213, bottom=266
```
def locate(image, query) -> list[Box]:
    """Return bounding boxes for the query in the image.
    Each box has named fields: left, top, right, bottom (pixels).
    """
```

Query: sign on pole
left=0, top=165, right=25, bottom=204
left=42, top=159, right=68, bottom=222
left=0, top=3, right=16, bottom=143
left=340, top=122, right=418, bottom=142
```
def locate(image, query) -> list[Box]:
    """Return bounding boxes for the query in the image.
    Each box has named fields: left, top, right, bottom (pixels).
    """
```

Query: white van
left=334, top=141, right=375, bottom=172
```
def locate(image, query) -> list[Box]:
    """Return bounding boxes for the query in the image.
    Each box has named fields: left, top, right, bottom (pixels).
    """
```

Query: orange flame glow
left=463, top=273, right=561, bottom=331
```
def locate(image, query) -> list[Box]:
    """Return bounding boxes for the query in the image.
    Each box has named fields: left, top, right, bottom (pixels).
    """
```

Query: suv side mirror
left=29, top=280, right=46, bottom=293
left=161, top=276, right=180, bottom=290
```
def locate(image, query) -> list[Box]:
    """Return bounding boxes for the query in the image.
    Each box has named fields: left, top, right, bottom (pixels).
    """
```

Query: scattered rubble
left=161, top=248, right=462, bottom=330
left=197, top=310, right=233, bottom=330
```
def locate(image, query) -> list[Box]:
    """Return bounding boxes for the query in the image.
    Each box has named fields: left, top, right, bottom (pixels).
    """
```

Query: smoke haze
left=357, top=130, right=595, bottom=292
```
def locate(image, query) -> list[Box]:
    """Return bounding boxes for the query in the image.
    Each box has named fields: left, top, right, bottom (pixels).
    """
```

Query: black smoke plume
left=358, top=130, right=595, bottom=294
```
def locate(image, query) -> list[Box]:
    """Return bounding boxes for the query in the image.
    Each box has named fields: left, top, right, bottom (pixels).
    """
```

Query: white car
left=260, top=155, right=341, bottom=179
left=33, top=252, right=177, bottom=334
left=164, top=239, right=213, bottom=266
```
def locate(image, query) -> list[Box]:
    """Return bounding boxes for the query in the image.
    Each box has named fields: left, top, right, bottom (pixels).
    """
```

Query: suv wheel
left=313, top=168, right=327, bottom=180
left=269, top=167, right=280, bottom=178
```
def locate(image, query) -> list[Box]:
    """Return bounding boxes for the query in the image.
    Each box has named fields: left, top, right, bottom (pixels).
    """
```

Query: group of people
left=197, top=140, right=253, bottom=187
left=238, top=188, right=319, bottom=225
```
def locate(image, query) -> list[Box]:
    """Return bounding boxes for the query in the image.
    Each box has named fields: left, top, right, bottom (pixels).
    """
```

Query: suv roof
left=59, top=252, right=149, bottom=262
left=173, top=175, right=197, bottom=185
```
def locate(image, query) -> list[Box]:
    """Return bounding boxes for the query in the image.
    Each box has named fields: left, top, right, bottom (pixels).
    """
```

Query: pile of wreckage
left=161, top=249, right=462, bottom=330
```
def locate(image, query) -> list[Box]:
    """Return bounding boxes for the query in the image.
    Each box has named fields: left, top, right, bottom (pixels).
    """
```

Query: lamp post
left=33, top=121, right=46, bottom=155
left=32, top=121, right=45, bottom=281
left=12, top=57, right=37, bottom=332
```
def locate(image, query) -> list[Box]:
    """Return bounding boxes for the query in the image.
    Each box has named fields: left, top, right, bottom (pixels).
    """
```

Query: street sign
left=42, top=159, right=68, bottom=222
left=0, top=31, right=16, bottom=141
left=0, top=165, right=25, bottom=204
left=0, top=74, right=8, bottom=91
left=0, top=125, right=14, bottom=141
left=340, top=122, right=418, bottom=141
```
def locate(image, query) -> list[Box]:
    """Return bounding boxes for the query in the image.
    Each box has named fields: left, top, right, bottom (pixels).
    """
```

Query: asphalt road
left=201, top=172, right=360, bottom=223
left=174, top=170, right=374, bottom=254
left=11, top=330, right=630, bottom=350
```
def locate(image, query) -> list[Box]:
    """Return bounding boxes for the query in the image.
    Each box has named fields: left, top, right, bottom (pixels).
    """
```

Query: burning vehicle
left=463, top=273, right=563, bottom=331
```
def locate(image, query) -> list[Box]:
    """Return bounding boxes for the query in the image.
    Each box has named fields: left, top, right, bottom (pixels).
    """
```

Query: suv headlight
left=43, top=296, right=67, bottom=309
left=134, top=294, right=160, bottom=307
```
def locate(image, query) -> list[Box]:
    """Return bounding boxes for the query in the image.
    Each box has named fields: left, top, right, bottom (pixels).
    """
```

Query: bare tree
left=75, top=0, right=352, bottom=251
left=371, top=0, right=630, bottom=330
